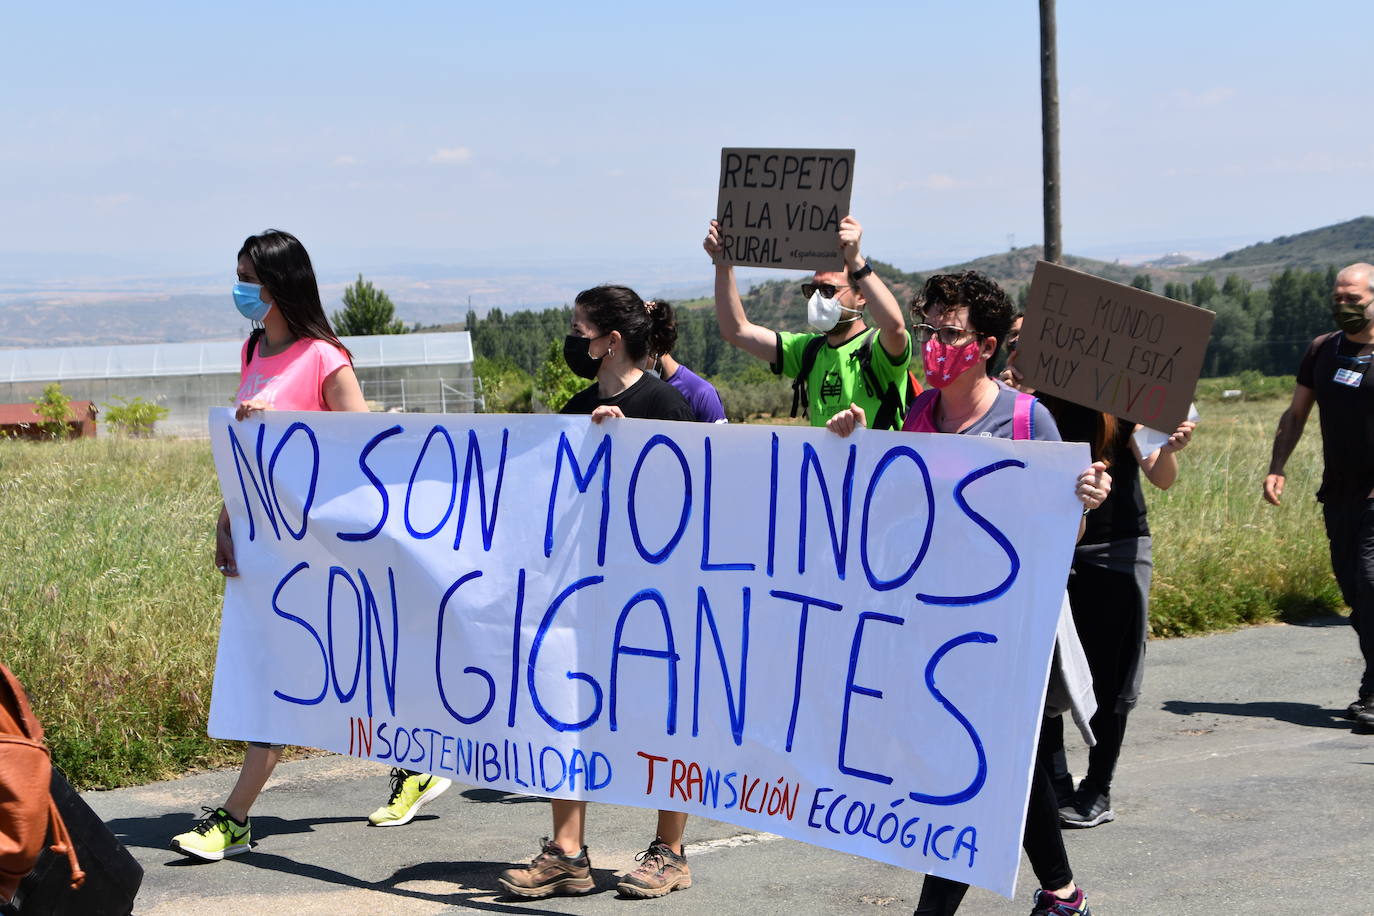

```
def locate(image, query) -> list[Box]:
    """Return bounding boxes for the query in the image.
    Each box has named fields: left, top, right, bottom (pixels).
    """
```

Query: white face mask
left=807, top=290, right=862, bottom=334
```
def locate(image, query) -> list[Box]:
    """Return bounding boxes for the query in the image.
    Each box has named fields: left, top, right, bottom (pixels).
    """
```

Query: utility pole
left=1040, top=0, right=1062, bottom=264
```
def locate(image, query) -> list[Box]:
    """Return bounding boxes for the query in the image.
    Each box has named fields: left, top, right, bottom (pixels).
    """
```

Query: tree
left=332, top=274, right=407, bottom=336
left=1130, top=274, right=1153, bottom=292
left=103, top=396, right=169, bottom=437
left=1190, top=275, right=1219, bottom=307
left=32, top=383, right=72, bottom=439
left=533, top=340, right=584, bottom=413
left=473, top=355, right=533, bottom=413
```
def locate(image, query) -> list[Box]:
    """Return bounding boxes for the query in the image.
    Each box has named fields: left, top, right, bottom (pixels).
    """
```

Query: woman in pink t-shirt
left=171, top=231, right=449, bottom=861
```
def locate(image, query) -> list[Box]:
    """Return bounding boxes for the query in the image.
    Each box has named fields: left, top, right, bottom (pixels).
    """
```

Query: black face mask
left=563, top=334, right=605, bottom=379
left=1333, top=298, right=1374, bottom=335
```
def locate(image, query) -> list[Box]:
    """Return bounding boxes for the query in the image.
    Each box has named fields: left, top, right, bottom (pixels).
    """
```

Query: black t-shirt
left=1296, top=331, right=1374, bottom=503
left=561, top=372, right=696, bottom=422
left=1041, top=396, right=1149, bottom=543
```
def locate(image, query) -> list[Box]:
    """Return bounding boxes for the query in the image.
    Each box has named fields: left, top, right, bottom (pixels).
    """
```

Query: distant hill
left=1189, top=216, right=1374, bottom=279
left=4, top=218, right=1371, bottom=348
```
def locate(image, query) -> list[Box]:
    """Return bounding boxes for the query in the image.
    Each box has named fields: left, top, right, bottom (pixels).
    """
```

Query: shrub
left=32, top=383, right=72, bottom=439
left=103, top=396, right=169, bottom=437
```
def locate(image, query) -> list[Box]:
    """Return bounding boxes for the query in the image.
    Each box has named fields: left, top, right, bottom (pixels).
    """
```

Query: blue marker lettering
left=337, top=425, right=403, bottom=541
left=544, top=431, right=612, bottom=566
left=917, top=459, right=1024, bottom=605
left=838, top=612, right=905, bottom=784
left=609, top=589, right=679, bottom=734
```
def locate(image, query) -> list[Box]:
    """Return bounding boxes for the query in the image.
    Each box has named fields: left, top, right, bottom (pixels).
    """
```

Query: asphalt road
left=86, top=617, right=1374, bottom=915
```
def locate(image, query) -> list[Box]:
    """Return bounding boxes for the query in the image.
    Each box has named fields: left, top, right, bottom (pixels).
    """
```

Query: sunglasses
left=912, top=323, right=982, bottom=346
left=801, top=282, right=855, bottom=299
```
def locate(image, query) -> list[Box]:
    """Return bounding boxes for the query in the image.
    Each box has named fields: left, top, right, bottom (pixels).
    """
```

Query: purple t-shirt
left=664, top=363, right=726, bottom=423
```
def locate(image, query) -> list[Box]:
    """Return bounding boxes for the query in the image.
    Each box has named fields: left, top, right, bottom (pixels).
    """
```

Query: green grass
left=0, top=399, right=1344, bottom=787
left=1145, top=399, right=1340, bottom=635
left=0, top=437, right=239, bottom=788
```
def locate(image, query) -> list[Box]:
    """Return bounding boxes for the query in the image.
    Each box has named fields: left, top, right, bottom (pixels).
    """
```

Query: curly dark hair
left=575, top=285, right=674, bottom=362
left=911, top=270, right=1014, bottom=351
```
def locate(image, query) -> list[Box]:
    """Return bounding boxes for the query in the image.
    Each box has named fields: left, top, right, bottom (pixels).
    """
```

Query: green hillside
left=1188, top=216, right=1374, bottom=280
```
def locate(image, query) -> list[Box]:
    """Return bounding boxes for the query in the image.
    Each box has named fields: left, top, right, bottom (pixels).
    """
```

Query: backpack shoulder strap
left=857, top=328, right=909, bottom=431
left=1013, top=391, right=1038, bottom=441
left=790, top=334, right=829, bottom=419
left=902, top=388, right=941, bottom=432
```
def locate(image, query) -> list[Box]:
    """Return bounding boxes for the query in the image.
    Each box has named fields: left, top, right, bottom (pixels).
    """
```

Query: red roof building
left=0, top=401, right=98, bottom=440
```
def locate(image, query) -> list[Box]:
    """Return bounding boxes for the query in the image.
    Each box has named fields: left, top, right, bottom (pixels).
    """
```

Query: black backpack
left=789, top=328, right=922, bottom=431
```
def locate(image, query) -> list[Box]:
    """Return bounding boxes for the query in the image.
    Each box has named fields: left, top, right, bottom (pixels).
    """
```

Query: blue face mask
left=232, top=281, right=271, bottom=322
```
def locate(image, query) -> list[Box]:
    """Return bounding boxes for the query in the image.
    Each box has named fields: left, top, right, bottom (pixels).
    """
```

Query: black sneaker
left=1059, top=787, right=1114, bottom=829
left=1345, top=694, right=1374, bottom=719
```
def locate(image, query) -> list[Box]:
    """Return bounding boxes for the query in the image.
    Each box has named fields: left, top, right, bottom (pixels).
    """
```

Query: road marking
left=685, top=831, right=784, bottom=856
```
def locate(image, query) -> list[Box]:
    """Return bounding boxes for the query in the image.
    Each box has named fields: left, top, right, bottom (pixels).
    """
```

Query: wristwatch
left=848, top=260, right=874, bottom=282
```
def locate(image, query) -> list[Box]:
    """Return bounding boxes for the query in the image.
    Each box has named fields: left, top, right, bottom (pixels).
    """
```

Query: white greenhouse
left=0, top=332, right=481, bottom=437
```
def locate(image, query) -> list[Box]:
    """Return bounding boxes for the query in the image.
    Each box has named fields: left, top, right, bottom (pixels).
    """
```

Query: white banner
left=208, top=409, right=1087, bottom=897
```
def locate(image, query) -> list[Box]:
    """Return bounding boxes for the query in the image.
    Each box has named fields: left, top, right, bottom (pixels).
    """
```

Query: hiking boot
left=1345, top=694, right=1374, bottom=719
left=1030, top=887, right=1092, bottom=915
left=617, top=839, right=692, bottom=898
left=368, top=768, right=452, bottom=826
left=170, top=807, right=252, bottom=861
left=1059, top=786, right=1114, bottom=829
left=498, top=838, right=595, bottom=898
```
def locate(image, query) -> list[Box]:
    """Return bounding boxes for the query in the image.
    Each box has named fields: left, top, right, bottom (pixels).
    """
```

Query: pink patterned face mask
left=922, top=337, right=983, bottom=389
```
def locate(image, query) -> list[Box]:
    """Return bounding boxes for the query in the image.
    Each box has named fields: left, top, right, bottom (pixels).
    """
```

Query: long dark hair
left=239, top=229, right=351, bottom=362
left=575, top=285, right=673, bottom=362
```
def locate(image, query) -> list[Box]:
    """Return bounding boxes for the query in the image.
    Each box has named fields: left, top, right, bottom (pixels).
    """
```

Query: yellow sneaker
left=367, top=768, right=451, bottom=826
left=170, top=807, right=251, bottom=860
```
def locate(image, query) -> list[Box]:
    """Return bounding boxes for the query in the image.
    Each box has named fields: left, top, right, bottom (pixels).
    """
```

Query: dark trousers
left=1044, top=560, right=1145, bottom=794
left=1322, top=500, right=1374, bottom=696
left=913, top=722, right=1073, bottom=915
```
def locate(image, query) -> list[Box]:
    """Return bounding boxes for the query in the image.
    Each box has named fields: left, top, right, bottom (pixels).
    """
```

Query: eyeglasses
left=801, top=282, right=855, bottom=299
left=912, top=323, right=981, bottom=346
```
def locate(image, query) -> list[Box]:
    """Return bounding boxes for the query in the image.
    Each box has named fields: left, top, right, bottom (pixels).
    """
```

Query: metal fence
left=357, top=377, right=485, bottom=414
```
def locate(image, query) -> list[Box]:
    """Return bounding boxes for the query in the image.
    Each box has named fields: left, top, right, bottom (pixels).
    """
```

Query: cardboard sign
left=208, top=409, right=1088, bottom=898
left=1017, top=261, right=1216, bottom=429
left=714, top=148, right=855, bottom=271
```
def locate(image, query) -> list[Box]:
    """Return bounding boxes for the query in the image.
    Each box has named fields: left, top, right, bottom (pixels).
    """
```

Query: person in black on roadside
left=1264, top=262, right=1374, bottom=730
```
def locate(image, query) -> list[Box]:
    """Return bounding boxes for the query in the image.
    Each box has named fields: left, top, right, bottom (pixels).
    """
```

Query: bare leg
left=223, top=744, right=282, bottom=822
left=551, top=798, right=587, bottom=854
left=655, top=810, right=687, bottom=854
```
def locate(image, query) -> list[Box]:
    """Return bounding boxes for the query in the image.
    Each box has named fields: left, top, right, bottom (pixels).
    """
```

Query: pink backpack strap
left=902, top=389, right=941, bottom=433
left=1012, top=391, right=1037, bottom=441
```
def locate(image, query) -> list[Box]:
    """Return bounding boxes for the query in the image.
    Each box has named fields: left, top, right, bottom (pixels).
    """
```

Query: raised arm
left=839, top=216, right=908, bottom=359
left=704, top=219, right=778, bottom=362
left=1263, top=383, right=1316, bottom=506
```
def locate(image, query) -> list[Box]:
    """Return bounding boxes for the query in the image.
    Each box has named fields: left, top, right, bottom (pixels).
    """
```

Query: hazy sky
left=3, top=0, right=1370, bottom=278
